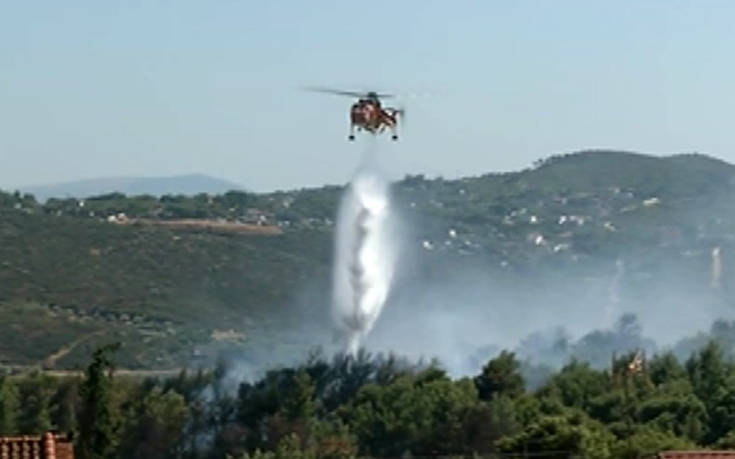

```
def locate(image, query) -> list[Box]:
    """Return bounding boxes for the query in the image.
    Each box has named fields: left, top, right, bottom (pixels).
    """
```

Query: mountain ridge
left=16, top=173, right=244, bottom=201
left=3, top=149, right=735, bottom=370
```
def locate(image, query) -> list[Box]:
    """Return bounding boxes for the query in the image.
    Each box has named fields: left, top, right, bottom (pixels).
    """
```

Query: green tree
left=637, top=393, right=708, bottom=442
left=539, top=359, right=609, bottom=411
left=612, top=426, right=698, bottom=458
left=474, top=350, right=525, bottom=400
left=16, top=372, right=54, bottom=434
left=705, top=377, right=735, bottom=444
left=0, top=377, right=19, bottom=435
left=461, top=395, right=521, bottom=455
left=496, top=410, right=616, bottom=458
left=260, top=370, right=317, bottom=452
left=235, top=434, right=315, bottom=459
left=686, top=340, right=728, bottom=407
left=649, top=352, right=686, bottom=386
left=118, top=387, right=190, bottom=459
left=308, top=416, right=358, bottom=459
left=77, top=343, right=121, bottom=459
left=341, top=371, right=478, bottom=457
left=51, top=379, right=79, bottom=436
left=714, top=428, right=735, bottom=448
left=164, top=368, right=214, bottom=458
left=283, top=370, right=315, bottom=421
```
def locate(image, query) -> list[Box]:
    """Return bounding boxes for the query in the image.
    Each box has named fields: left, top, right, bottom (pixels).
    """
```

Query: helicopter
left=304, top=87, right=405, bottom=141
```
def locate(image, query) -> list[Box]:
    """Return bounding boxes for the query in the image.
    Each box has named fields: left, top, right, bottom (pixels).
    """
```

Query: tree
left=16, top=372, right=54, bottom=434
left=261, top=370, right=317, bottom=452
left=462, top=396, right=520, bottom=454
left=612, top=426, right=697, bottom=459
left=341, top=371, right=478, bottom=457
left=648, top=352, right=686, bottom=386
left=538, top=359, right=609, bottom=411
left=217, top=190, right=252, bottom=210
left=163, top=368, right=214, bottom=458
left=714, top=428, right=735, bottom=448
left=118, top=387, right=190, bottom=459
left=495, top=410, right=616, bottom=458
left=235, top=434, right=315, bottom=459
left=637, top=393, right=708, bottom=442
left=308, top=416, right=358, bottom=459
left=77, top=343, right=121, bottom=459
left=0, top=377, right=19, bottom=435
left=686, top=340, right=729, bottom=408
left=474, top=350, right=525, bottom=400
left=283, top=370, right=315, bottom=421
left=705, top=379, right=735, bottom=444
left=51, top=379, right=79, bottom=435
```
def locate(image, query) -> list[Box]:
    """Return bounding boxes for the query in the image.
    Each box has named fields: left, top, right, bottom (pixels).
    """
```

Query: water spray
left=711, top=246, right=722, bottom=289
left=332, top=143, right=395, bottom=356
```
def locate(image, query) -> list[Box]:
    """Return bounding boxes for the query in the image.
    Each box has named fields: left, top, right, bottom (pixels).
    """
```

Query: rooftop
left=0, top=432, right=73, bottom=459
left=659, top=452, right=735, bottom=459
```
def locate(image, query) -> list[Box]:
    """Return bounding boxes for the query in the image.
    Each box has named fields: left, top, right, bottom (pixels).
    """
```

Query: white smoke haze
left=321, top=148, right=735, bottom=379
left=211, top=149, right=735, bottom=389
left=352, top=205, right=735, bottom=378
left=364, top=257, right=735, bottom=378
left=606, top=258, right=624, bottom=322
left=331, top=143, right=397, bottom=355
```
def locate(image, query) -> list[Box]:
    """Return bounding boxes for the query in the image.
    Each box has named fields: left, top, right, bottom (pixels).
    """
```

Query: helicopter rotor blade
left=301, top=86, right=366, bottom=98
left=302, top=86, right=396, bottom=99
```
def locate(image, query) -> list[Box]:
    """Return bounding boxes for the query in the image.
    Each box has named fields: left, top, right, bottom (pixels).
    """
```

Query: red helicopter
left=305, top=87, right=405, bottom=141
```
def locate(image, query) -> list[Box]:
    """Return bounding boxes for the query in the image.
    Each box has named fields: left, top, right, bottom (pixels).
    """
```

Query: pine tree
left=474, top=351, right=525, bottom=400
left=77, top=343, right=121, bottom=459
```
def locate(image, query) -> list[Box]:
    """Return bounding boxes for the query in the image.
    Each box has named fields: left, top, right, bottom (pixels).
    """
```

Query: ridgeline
left=2, top=150, right=735, bottom=370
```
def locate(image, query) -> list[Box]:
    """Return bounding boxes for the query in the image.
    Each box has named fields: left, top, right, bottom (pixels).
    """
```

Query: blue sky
left=1, top=1, right=734, bottom=191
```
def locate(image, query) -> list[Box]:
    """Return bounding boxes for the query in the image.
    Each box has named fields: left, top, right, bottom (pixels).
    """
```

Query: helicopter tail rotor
left=394, top=106, right=406, bottom=127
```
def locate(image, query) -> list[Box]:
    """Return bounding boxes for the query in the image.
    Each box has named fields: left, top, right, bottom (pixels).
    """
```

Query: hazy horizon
left=3, top=1, right=735, bottom=192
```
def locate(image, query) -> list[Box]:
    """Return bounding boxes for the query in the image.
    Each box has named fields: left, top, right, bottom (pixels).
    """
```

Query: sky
left=1, top=1, right=734, bottom=192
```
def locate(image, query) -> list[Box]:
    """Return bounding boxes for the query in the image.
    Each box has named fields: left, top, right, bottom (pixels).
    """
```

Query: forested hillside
left=5, top=341, right=735, bottom=458
left=2, top=150, right=735, bottom=371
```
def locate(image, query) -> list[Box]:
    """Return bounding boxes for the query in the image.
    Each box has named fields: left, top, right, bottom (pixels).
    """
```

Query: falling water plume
left=711, top=246, right=722, bottom=289
left=332, top=143, right=395, bottom=356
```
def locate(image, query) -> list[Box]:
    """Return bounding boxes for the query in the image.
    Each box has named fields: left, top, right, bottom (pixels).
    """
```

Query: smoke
left=358, top=229, right=735, bottom=377
left=331, top=143, right=396, bottom=355
left=207, top=150, right=735, bottom=387
left=606, top=258, right=625, bottom=322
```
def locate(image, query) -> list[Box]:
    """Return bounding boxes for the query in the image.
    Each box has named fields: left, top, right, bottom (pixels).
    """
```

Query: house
left=0, top=432, right=73, bottom=459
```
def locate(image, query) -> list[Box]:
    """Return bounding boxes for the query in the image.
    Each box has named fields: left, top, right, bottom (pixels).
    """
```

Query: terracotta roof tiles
left=659, top=452, right=735, bottom=459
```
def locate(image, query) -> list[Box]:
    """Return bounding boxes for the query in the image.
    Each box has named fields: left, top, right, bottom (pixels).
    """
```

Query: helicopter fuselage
left=349, top=98, right=400, bottom=140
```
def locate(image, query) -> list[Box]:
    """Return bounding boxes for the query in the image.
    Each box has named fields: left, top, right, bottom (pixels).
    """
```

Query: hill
left=18, top=173, right=244, bottom=201
left=3, top=150, right=735, bottom=372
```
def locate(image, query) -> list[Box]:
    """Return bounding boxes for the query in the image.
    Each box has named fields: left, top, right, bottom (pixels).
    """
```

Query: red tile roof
left=0, top=432, right=73, bottom=459
left=659, top=452, right=735, bottom=459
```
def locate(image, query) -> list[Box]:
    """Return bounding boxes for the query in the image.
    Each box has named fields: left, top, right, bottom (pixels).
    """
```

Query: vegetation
left=78, top=343, right=121, bottom=459
left=2, top=341, right=735, bottom=457
left=2, top=150, right=735, bottom=369
left=4, top=150, right=735, bottom=455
